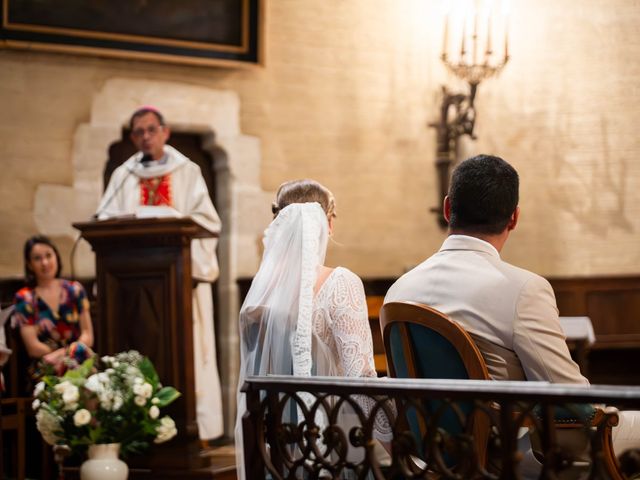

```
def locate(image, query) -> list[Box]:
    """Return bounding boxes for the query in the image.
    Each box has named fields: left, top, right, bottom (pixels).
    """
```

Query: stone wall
left=1, top=0, right=639, bottom=432
left=2, top=0, right=638, bottom=281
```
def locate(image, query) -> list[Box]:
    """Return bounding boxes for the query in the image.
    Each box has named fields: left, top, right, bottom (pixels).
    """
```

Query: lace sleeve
left=329, top=268, right=394, bottom=441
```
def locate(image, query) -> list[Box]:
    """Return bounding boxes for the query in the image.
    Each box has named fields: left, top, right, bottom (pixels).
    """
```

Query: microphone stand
left=92, top=153, right=151, bottom=220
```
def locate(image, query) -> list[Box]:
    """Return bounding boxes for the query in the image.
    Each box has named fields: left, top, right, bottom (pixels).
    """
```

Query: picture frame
left=0, top=0, right=263, bottom=68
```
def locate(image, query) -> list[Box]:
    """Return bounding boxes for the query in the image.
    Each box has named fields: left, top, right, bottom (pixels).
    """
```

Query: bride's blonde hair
left=272, top=179, right=337, bottom=220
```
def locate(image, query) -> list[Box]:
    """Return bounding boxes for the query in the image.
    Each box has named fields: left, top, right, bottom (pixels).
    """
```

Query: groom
left=385, top=153, right=639, bottom=458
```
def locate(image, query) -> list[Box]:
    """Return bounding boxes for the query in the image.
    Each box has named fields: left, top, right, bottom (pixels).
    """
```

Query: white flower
left=54, top=381, right=80, bottom=411
left=149, top=405, right=160, bottom=419
left=54, top=380, right=72, bottom=394
left=151, top=398, right=160, bottom=405
left=36, top=408, right=62, bottom=446
left=101, top=355, right=113, bottom=364
left=73, top=409, right=91, bottom=427
left=34, top=381, right=45, bottom=397
left=134, top=395, right=147, bottom=406
left=85, top=373, right=104, bottom=393
left=134, top=382, right=153, bottom=399
left=154, top=416, right=177, bottom=443
left=161, top=416, right=175, bottom=428
left=32, top=399, right=41, bottom=410
left=62, top=385, right=80, bottom=408
left=98, top=389, right=115, bottom=410
left=113, top=394, right=124, bottom=411
left=142, top=382, right=153, bottom=398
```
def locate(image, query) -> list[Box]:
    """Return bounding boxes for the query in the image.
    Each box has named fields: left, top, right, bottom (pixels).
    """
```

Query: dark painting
left=1, top=0, right=262, bottom=66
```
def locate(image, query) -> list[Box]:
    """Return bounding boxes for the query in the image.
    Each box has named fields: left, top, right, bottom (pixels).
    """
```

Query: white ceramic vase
left=80, top=443, right=128, bottom=480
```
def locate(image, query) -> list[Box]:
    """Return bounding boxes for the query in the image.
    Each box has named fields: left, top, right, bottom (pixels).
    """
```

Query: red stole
left=139, top=174, right=172, bottom=206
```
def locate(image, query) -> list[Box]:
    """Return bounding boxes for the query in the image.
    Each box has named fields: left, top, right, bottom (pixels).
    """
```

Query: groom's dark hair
left=449, top=154, right=519, bottom=235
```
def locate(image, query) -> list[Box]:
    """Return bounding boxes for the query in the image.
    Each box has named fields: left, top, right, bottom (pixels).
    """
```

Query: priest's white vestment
left=97, top=144, right=223, bottom=439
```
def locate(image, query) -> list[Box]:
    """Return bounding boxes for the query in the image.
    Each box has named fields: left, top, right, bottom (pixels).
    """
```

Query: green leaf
left=63, top=357, right=94, bottom=381
left=154, top=387, right=181, bottom=407
left=138, top=357, right=159, bottom=387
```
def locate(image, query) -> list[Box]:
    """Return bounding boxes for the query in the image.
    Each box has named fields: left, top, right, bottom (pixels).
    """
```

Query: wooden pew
left=366, top=295, right=387, bottom=375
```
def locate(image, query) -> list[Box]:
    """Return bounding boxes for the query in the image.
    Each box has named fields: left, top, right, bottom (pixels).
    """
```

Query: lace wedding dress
left=313, top=266, right=393, bottom=441
left=235, top=203, right=392, bottom=479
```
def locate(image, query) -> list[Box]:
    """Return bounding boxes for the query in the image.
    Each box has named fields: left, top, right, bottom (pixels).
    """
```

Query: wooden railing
left=242, top=375, right=640, bottom=479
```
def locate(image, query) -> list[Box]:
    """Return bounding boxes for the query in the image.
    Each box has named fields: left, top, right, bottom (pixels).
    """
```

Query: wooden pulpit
left=74, top=217, right=218, bottom=475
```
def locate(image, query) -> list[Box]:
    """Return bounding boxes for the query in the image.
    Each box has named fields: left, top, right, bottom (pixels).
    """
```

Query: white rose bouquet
left=32, top=350, right=180, bottom=456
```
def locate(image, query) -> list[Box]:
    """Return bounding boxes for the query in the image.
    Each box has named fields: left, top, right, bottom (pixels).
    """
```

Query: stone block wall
left=1, top=0, right=639, bottom=432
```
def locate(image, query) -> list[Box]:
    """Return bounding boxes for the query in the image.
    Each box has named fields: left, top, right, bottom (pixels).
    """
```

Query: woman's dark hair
left=23, top=235, right=62, bottom=287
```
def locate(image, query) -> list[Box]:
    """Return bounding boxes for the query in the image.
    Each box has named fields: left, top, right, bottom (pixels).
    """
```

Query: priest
left=96, top=106, right=223, bottom=441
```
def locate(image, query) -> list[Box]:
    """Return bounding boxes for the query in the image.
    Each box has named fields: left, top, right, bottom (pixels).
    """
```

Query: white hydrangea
left=134, top=395, right=147, bottom=407
left=34, top=381, right=45, bottom=397
left=133, top=382, right=153, bottom=399
left=149, top=405, right=160, bottom=419
left=125, top=370, right=144, bottom=388
left=112, top=394, right=124, bottom=411
left=154, top=416, right=177, bottom=443
left=98, top=389, right=115, bottom=411
left=55, top=382, right=79, bottom=411
left=36, top=408, right=62, bottom=445
left=54, top=380, right=72, bottom=394
left=84, top=372, right=109, bottom=393
left=32, top=398, right=41, bottom=410
left=73, top=409, right=91, bottom=427
left=101, top=355, right=114, bottom=365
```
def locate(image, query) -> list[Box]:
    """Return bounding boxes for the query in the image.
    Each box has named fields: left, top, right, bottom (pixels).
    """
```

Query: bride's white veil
left=235, top=202, right=330, bottom=478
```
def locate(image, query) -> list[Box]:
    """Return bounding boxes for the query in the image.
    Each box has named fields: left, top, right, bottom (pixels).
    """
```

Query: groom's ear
left=443, top=196, right=452, bottom=224
left=507, top=206, right=520, bottom=231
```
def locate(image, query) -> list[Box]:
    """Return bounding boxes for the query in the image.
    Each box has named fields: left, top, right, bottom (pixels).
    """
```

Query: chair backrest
left=380, top=301, right=489, bottom=382
left=379, top=301, right=491, bottom=468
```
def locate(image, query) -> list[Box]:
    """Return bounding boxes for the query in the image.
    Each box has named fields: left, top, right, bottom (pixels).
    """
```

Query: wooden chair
left=1, top=308, right=28, bottom=480
left=380, top=301, right=492, bottom=474
left=380, top=300, right=625, bottom=480
left=0, top=313, right=54, bottom=480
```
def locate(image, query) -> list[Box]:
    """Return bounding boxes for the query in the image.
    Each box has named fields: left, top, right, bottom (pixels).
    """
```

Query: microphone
left=92, top=156, right=147, bottom=220
left=139, top=153, right=153, bottom=167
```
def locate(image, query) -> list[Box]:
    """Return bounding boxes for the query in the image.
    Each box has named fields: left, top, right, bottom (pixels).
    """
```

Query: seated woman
left=13, top=235, right=94, bottom=382
left=235, top=179, right=391, bottom=478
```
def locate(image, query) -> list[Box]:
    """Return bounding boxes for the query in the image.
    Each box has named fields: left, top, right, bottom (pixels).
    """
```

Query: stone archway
left=33, top=77, right=272, bottom=434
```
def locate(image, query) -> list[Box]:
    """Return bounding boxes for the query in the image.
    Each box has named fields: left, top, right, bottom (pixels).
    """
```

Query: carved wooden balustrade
left=242, top=376, right=640, bottom=479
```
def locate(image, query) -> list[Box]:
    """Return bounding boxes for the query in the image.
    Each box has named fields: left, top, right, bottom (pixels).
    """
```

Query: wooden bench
left=366, top=295, right=387, bottom=374
left=1, top=310, right=53, bottom=480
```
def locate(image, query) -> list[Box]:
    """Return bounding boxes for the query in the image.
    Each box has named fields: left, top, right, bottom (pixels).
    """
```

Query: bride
left=235, top=179, right=391, bottom=478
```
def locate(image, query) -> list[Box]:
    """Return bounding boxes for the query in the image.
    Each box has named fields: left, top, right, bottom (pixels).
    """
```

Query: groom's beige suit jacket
left=384, top=235, right=587, bottom=385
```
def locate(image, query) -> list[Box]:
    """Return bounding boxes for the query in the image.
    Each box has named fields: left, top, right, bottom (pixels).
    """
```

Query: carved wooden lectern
left=74, top=217, right=218, bottom=476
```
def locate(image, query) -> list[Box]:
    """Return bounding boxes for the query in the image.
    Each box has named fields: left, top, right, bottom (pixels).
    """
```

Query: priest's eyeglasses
left=131, top=125, right=163, bottom=138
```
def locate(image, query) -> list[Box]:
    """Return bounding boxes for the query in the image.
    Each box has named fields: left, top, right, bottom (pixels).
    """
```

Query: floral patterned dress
left=13, top=280, right=89, bottom=379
